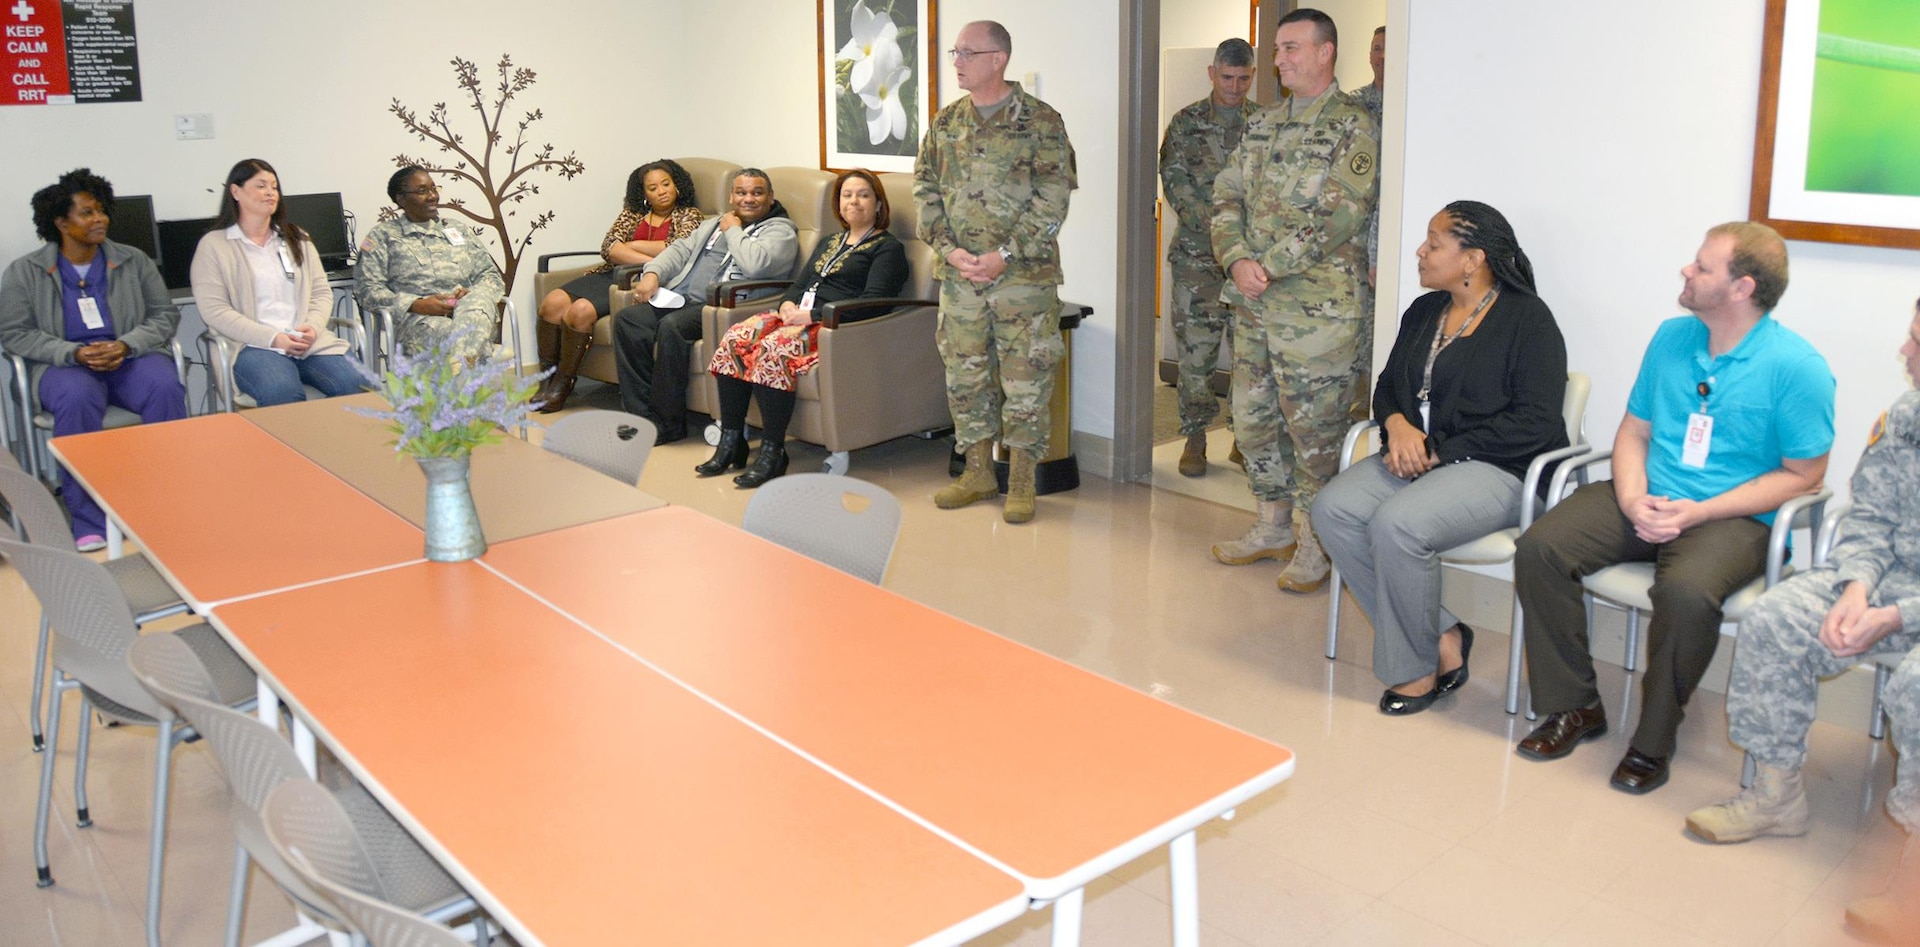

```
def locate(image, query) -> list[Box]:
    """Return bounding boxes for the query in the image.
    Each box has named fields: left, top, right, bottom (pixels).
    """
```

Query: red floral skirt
left=706, top=312, right=822, bottom=392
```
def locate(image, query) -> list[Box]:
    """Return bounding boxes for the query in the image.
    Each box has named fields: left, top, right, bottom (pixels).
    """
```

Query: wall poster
left=4, top=0, right=141, bottom=106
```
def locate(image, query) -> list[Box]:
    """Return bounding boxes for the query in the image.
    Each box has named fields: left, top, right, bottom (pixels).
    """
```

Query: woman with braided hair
left=1314, top=200, right=1570, bottom=715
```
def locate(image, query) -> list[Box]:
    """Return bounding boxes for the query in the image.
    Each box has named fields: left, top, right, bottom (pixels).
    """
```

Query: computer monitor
left=105, top=194, right=159, bottom=263
left=281, top=192, right=350, bottom=271
left=157, top=217, right=216, bottom=293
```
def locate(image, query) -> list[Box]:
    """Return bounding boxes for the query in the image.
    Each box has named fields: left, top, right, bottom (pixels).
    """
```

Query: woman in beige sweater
left=191, top=158, right=365, bottom=406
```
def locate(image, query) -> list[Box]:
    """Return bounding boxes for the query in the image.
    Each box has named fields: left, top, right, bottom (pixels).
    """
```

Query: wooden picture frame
left=1750, top=0, right=1920, bottom=249
left=818, top=0, right=938, bottom=174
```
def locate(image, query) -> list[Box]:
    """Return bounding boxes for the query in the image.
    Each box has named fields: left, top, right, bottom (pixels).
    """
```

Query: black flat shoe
left=1434, top=623, right=1475, bottom=696
left=694, top=429, right=749, bottom=476
left=733, top=443, right=789, bottom=489
left=1380, top=686, right=1440, bottom=716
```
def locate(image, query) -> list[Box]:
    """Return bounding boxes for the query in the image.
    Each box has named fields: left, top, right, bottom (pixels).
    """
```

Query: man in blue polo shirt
left=1511, top=222, right=1834, bottom=794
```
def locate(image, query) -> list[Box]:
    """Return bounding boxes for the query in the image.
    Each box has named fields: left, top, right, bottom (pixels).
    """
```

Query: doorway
left=1117, top=0, right=1400, bottom=506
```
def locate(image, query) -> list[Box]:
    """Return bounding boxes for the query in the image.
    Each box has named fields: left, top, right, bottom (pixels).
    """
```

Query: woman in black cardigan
left=697, top=169, right=909, bottom=487
left=1314, top=200, right=1568, bottom=715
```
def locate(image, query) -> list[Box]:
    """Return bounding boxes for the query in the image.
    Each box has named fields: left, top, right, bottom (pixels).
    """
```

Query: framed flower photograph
left=818, top=0, right=937, bottom=174
left=1750, top=0, right=1920, bottom=249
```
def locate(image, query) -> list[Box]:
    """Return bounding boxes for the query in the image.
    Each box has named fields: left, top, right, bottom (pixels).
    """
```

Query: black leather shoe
left=1609, top=748, right=1671, bottom=794
left=1515, top=704, right=1609, bottom=760
left=1434, top=623, right=1475, bottom=696
left=1379, top=686, right=1440, bottom=716
left=694, top=429, right=749, bottom=476
left=733, top=442, right=789, bottom=489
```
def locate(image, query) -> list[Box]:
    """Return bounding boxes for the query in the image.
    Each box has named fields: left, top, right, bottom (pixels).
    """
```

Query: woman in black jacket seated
left=1314, top=200, right=1568, bottom=716
left=697, top=169, right=908, bottom=488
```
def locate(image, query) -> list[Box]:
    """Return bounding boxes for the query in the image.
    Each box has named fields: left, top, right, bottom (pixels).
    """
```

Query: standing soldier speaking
left=1209, top=8, right=1379, bottom=592
left=1160, top=38, right=1259, bottom=478
left=914, top=19, right=1077, bottom=524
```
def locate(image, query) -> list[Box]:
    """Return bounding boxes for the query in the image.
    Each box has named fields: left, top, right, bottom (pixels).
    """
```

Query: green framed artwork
left=1751, top=0, right=1920, bottom=249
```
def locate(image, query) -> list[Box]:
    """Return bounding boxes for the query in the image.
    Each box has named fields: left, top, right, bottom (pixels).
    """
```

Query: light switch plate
left=173, top=113, right=214, bottom=140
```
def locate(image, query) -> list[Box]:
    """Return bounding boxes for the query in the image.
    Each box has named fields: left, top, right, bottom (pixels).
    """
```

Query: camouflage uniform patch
left=1729, top=391, right=1920, bottom=829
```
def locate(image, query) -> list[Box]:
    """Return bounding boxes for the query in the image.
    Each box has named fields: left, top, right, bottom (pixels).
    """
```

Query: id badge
left=1682, top=412, right=1713, bottom=468
left=1419, top=400, right=1431, bottom=432
left=78, top=296, right=105, bottom=330
left=798, top=289, right=817, bottom=311
left=443, top=226, right=465, bottom=246
left=276, top=244, right=296, bottom=278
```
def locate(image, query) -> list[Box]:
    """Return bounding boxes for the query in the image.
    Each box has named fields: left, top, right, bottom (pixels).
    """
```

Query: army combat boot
left=1003, top=449, right=1037, bottom=523
left=1275, top=509, right=1330, bottom=594
left=1684, top=763, right=1809, bottom=843
left=1212, top=499, right=1295, bottom=565
left=1178, top=432, right=1207, bottom=478
left=935, top=441, right=999, bottom=510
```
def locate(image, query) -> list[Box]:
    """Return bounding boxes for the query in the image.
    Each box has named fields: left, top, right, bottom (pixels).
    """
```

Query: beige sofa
left=535, top=162, right=949, bottom=475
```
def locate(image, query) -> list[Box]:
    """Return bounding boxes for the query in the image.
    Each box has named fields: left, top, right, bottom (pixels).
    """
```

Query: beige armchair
left=685, top=166, right=838, bottom=418
left=531, top=157, right=739, bottom=386
left=719, top=171, right=947, bottom=476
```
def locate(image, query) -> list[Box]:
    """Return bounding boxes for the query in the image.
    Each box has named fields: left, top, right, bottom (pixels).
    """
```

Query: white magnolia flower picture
left=821, top=0, right=933, bottom=173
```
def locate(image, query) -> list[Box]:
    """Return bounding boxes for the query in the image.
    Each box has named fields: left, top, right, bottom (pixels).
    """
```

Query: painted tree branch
left=384, top=54, right=584, bottom=293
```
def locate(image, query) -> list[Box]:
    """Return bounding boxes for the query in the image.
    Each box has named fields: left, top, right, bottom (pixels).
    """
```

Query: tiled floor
left=1, top=385, right=1906, bottom=945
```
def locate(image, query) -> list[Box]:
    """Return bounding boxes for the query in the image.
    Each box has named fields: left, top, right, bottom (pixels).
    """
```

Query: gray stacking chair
left=742, top=473, right=902, bottom=585
left=1323, top=371, right=1593, bottom=715
left=0, top=462, right=187, bottom=753
left=5, top=535, right=257, bottom=947
left=541, top=409, right=656, bottom=485
left=264, top=780, right=473, bottom=947
left=126, top=634, right=485, bottom=947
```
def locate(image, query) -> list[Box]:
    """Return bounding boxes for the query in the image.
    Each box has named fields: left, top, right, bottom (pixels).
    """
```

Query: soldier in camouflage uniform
left=1347, top=25, right=1386, bottom=420
left=1159, top=38, right=1258, bottom=478
left=1208, top=9, right=1378, bottom=592
left=355, top=166, right=503, bottom=361
left=914, top=20, right=1077, bottom=524
left=1687, top=308, right=1920, bottom=943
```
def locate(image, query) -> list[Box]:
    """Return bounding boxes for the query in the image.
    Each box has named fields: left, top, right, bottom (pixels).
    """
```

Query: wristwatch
left=997, top=246, right=1012, bottom=263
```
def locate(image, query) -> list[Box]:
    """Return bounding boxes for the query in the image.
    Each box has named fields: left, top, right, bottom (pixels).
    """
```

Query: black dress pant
left=612, top=300, right=704, bottom=436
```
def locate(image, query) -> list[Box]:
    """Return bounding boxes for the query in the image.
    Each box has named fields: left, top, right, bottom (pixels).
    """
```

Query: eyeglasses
left=948, top=47, right=1002, bottom=63
left=401, top=184, right=439, bottom=197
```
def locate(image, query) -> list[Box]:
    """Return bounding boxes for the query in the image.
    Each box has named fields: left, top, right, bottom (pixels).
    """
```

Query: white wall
left=1161, top=0, right=1248, bottom=50
left=0, top=0, right=679, bottom=335
left=1398, top=0, right=1918, bottom=501
left=1317, top=0, right=1386, bottom=95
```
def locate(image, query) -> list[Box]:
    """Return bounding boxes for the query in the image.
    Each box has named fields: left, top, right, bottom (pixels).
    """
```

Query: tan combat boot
left=935, top=441, right=999, bottom=510
left=1684, top=763, right=1809, bottom=843
left=1177, top=432, right=1207, bottom=478
left=1003, top=450, right=1037, bottom=523
left=1276, top=508, right=1330, bottom=594
left=1847, top=833, right=1920, bottom=944
left=1228, top=439, right=1246, bottom=470
left=1212, top=499, right=1295, bottom=565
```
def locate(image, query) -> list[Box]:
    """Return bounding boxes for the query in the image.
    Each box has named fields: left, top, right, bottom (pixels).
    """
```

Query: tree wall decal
left=385, top=54, right=584, bottom=293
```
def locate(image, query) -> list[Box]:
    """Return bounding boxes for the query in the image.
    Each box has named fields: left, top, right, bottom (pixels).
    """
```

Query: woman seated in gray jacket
left=0, top=168, right=188, bottom=550
left=1313, top=200, right=1569, bottom=716
left=192, top=158, right=366, bottom=406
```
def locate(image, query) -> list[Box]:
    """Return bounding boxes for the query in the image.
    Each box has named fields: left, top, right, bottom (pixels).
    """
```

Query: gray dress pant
left=1315, top=455, right=1524, bottom=687
left=1514, top=480, right=1769, bottom=758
